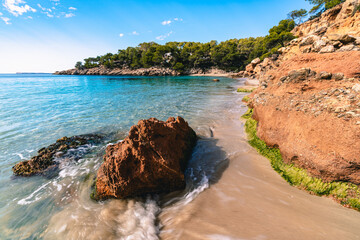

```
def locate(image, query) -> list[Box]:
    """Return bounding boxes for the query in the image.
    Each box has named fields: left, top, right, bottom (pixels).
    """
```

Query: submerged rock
left=13, top=134, right=103, bottom=177
left=94, top=117, right=197, bottom=200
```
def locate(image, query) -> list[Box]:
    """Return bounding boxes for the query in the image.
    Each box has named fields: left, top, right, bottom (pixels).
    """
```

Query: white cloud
left=119, top=33, right=124, bottom=37
left=37, top=3, right=46, bottom=11
left=161, top=20, right=171, bottom=25
left=1, top=16, right=11, bottom=24
left=64, top=13, right=75, bottom=18
left=156, top=31, right=173, bottom=41
left=69, top=7, right=77, bottom=11
left=161, top=18, right=183, bottom=26
left=46, top=12, right=54, bottom=18
left=3, top=0, right=36, bottom=17
left=131, top=31, right=139, bottom=35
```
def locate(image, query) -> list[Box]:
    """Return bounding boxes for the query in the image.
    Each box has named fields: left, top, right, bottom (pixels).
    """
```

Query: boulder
left=317, top=71, right=332, bottom=80
left=245, top=64, right=254, bottom=73
left=328, top=34, right=356, bottom=44
left=94, top=117, right=197, bottom=200
left=312, top=26, right=328, bottom=36
left=319, top=45, right=335, bottom=53
left=302, top=46, right=313, bottom=53
left=299, top=35, right=320, bottom=46
left=13, top=134, right=103, bottom=177
left=338, top=44, right=356, bottom=52
left=286, top=68, right=313, bottom=83
left=251, top=58, right=261, bottom=65
left=327, top=34, right=342, bottom=41
left=333, top=73, right=344, bottom=81
left=313, top=40, right=327, bottom=52
left=339, top=34, right=356, bottom=44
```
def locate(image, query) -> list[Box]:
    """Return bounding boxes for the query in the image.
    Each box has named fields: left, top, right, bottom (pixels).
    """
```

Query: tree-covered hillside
left=76, top=20, right=295, bottom=73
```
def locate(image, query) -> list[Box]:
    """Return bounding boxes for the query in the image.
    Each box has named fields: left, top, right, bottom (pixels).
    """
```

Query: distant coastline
left=16, top=72, right=51, bottom=74
left=54, top=66, right=233, bottom=77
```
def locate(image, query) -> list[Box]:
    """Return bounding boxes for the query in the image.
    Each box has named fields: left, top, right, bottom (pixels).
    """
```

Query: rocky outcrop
left=239, top=0, right=360, bottom=187
left=292, top=0, right=360, bottom=37
left=13, top=134, right=103, bottom=177
left=55, top=66, right=180, bottom=76
left=248, top=69, right=360, bottom=184
left=94, top=117, right=197, bottom=200
left=234, top=0, right=360, bottom=83
left=55, top=66, right=230, bottom=76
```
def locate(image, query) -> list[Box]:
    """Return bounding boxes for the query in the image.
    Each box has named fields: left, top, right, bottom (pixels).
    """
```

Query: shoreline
left=54, top=66, right=234, bottom=77
left=159, top=82, right=360, bottom=239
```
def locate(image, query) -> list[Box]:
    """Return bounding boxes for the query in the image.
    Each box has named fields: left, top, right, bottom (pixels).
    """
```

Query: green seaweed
left=242, top=108, right=360, bottom=211
left=90, top=177, right=99, bottom=201
left=242, top=96, right=250, bottom=103
left=237, top=88, right=255, bottom=93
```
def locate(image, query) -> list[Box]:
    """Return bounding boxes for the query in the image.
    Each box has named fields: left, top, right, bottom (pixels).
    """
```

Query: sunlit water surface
left=0, top=74, right=244, bottom=239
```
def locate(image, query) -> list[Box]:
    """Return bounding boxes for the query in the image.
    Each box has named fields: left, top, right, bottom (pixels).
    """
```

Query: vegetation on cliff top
left=242, top=109, right=360, bottom=211
left=75, top=20, right=295, bottom=73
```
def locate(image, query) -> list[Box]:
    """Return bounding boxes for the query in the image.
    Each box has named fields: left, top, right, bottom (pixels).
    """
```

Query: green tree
left=288, top=9, right=308, bottom=24
left=75, top=19, right=295, bottom=73
left=306, top=0, right=345, bottom=15
left=173, top=62, right=185, bottom=73
left=75, top=61, right=83, bottom=70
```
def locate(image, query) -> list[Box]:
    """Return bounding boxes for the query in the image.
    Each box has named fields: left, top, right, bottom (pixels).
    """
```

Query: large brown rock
left=94, top=117, right=197, bottom=200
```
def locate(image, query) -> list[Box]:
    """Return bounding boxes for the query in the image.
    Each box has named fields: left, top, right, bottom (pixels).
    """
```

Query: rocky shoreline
left=54, top=66, right=231, bottom=77
left=237, top=0, right=360, bottom=193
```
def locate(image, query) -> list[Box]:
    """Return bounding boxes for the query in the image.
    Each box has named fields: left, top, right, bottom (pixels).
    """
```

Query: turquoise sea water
left=0, top=74, right=241, bottom=239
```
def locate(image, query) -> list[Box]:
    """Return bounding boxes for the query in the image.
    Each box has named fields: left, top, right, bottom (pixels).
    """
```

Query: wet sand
left=159, top=104, right=360, bottom=240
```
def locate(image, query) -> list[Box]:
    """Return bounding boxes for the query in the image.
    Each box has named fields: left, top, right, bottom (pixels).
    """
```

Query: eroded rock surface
left=247, top=69, right=360, bottom=184
left=94, top=117, right=197, bottom=200
left=13, top=134, right=103, bottom=177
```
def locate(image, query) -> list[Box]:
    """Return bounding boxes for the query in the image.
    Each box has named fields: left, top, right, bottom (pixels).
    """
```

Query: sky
left=0, top=0, right=312, bottom=73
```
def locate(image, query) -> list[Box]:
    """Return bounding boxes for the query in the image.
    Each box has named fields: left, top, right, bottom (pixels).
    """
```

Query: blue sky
left=0, top=0, right=311, bottom=73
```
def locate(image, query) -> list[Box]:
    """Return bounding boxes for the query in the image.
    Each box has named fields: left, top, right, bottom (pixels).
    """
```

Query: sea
left=1, top=74, right=359, bottom=240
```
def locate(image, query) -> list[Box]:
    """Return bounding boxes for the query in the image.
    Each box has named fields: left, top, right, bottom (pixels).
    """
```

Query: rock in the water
left=213, top=79, right=220, bottom=82
left=94, top=117, right=197, bottom=200
left=13, top=134, right=103, bottom=177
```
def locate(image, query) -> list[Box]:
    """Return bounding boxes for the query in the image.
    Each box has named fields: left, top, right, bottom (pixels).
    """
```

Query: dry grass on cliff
left=242, top=108, right=360, bottom=211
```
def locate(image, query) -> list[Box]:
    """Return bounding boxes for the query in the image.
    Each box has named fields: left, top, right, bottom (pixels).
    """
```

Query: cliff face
left=292, top=0, right=360, bottom=37
left=242, top=0, right=360, bottom=185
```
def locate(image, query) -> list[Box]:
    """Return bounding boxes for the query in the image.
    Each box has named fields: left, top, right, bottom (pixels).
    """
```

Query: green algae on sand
left=242, top=108, right=360, bottom=211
